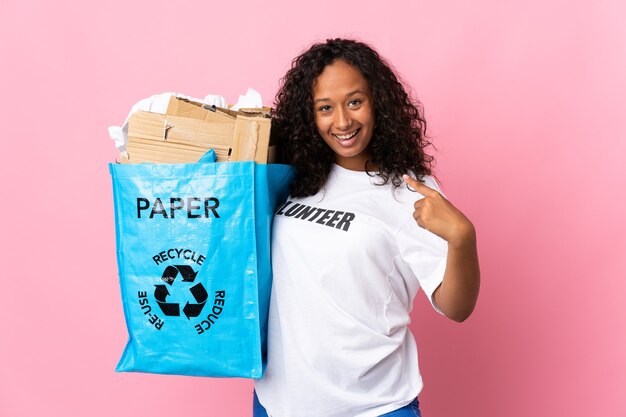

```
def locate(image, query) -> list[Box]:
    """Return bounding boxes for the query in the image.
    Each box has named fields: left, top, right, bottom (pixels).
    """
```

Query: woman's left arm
left=402, top=175, right=480, bottom=322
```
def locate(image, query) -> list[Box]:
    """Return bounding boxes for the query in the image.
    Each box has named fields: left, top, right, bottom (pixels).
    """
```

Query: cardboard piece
left=122, top=96, right=272, bottom=164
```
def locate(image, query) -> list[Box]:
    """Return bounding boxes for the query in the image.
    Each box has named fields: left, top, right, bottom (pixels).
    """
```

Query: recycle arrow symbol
left=182, top=283, right=208, bottom=320
left=154, top=284, right=180, bottom=316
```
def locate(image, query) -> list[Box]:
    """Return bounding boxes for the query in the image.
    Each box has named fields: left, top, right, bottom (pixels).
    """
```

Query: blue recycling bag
left=109, top=160, right=293, bottom=378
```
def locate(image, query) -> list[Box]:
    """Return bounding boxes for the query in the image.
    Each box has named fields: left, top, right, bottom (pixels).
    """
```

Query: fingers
left=404, top=174, right=441, bottom=232
left=402, top=174, right=436, bottom=197
left=412, top=210, right=426, bottom=228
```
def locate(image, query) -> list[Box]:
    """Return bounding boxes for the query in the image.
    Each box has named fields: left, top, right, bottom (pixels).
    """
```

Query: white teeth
left=334, top=130, right=358, bottom=140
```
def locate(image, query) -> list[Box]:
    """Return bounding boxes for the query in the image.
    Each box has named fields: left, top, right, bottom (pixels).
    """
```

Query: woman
left=253, top=38, right=480, bottom=417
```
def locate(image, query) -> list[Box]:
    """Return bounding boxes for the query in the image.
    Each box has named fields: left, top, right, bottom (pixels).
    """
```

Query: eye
left=317, top=105, right=332, bottom=112
left=348, top=99, right=362, bottom=108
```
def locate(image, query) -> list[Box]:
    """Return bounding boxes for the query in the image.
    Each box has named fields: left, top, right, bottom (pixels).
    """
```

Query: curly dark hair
left=273, top=38, right=434, bottom=197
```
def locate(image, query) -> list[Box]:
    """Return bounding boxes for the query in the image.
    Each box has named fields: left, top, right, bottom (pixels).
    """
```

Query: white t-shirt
left=254, top=164, right=448, bottom=417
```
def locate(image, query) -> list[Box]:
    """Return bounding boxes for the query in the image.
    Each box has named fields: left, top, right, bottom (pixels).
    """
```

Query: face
left=312, top=60, right=375, bottom=171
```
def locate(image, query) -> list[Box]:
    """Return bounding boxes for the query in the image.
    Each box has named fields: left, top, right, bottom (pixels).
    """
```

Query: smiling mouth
left=332, top=128, right=360, bottom=141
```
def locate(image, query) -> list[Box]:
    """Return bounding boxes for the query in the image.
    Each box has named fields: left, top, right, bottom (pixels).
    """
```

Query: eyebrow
left=313, top=89, right=367, bottom=104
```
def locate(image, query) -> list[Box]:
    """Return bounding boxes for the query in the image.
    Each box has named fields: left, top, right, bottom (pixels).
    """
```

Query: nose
left=334, top=107, right=352, bottom=131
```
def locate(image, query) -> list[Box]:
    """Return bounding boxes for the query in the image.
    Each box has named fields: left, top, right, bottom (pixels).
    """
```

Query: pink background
left=1, top=0, right=624, bottom=416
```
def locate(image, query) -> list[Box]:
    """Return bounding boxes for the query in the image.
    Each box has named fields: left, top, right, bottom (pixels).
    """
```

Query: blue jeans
left=253, top=391, right=422, bottom=417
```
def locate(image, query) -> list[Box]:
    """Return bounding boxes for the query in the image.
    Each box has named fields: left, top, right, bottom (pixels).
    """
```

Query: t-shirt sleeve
left=395, top=177, right=448, bottom=314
